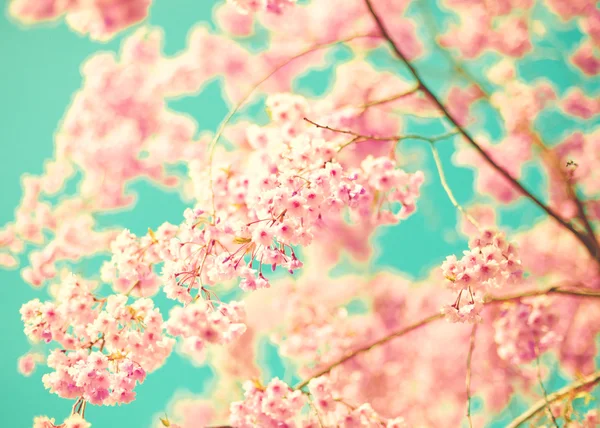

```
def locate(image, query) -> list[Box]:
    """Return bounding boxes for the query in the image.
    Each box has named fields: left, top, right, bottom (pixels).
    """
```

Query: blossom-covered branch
left=295, top=285, right=600, bottom=390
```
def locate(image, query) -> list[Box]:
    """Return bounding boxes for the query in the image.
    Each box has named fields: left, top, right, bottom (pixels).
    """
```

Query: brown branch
left=206, top=286, right=600, bottom=428
left=294, top=312, right=443, bottom=390
left=419, top=0, right=599, bottom=260
left=293, top=285, right=600, bottom=390
left=416, top=0, right=493, bottom=98
left=303, top=117, right=459, bottom=151
left=359, top=84, right=421, bottom=108
left=363, top=0, right=599, bottom=262
left=534, top=352, right=560, bottom=428
left=507, top=370, right=600, bottom=428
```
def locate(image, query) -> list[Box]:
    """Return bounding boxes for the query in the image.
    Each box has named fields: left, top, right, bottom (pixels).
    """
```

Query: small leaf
left=234, top=236, right=252, bottom=244
left=148, top=228, right=159, bottom=244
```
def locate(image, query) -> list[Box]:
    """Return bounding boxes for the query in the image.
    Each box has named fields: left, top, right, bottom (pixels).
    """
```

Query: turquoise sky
left=1, top=1, right=598, bottom=427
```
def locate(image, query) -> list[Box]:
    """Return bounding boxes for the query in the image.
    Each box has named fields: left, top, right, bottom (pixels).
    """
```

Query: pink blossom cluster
left=494, top=297, right=562, bottom=365
left=439, top=0, right=534, bottom=59
left=269, top=283, right=363, bottom=366
left=561, top=89, right=600, bottom=120
left=441, top=230, right=523, bottom=323
left=20, top=274, right=174, bottom=403
left=158, top=396, right=215, bottom=428
left=555, top=131, right=600, bottom=200
left=8, top=0, right=152, bottom=41
left=438, top=0, right=600, bottom=75
left=309, top=377, right=407, bottom=428
left=359, top=155, right=425, bottom=223
left=546, top=0, right=600, bottom=75
left=153, top=92, right=422, bottom=301
left=235, top=272, right=570, bottom=426
left=227, top=0, right=297, bottom=15
left=42, top=349, right=146, bottom=405
left=229, top=376, right=406, bottom=427
left=18, top=352, right=44, bottom=376
left=0, top=29, right=425, bottom=280
left=165, top=300, right=246, bottom=363
left=34, top=413, right=91, bottom=428
left=229, top=378, right=306, bottom=427
left=100, top=224, right=178, bottom=296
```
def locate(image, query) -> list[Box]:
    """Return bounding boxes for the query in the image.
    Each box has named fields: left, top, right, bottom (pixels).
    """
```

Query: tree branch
left=206, top=286, right=600, bottom=428
left=294, top=285, right=600, bottom=390
left=419, top=0, right=599, bottom=261
left=363, top=0, right=599, bottom=262
left=507, top=370, right=600, bottom=428
left=303, top=117, right=458, bottom=152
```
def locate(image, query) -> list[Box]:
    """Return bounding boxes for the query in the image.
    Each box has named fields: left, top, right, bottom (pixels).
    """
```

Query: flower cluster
left=18, top=352, right=43, bottom=376
left=230, top=378, right=306, bottom=427
left=34, top=413, right=91, bottom=428
left=227, top=0, right=297, bottom=15
left=20, top=274, right=174, bottom=403
left=270, top=289, right=361, bottom=365
left=494, top=297, right=562, bottom=365
left=100, top=224, right=178, bottom=296
left=165, top=300, right=246, bottom=363
left=441, top=230, right=523, bottom=323
left=308, top=377, right=408, bottom=428
left=230, top=376, right=407, bottom=428
left=359, top=156, right=424, bottom=223
left=43, top=350, right=146, bottom=405
left=153, top=92, right=423, bottom=301
left=8, top=0, right=152, bottom=41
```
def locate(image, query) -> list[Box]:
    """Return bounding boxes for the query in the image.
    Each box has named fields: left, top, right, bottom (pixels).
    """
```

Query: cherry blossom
left=4, top=0, right=600, bottom=426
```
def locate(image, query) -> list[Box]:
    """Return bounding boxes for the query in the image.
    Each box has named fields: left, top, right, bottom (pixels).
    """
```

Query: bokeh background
left=1, top=0, right=599, bottom=426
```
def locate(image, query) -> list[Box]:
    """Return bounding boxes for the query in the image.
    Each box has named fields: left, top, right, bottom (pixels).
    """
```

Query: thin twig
left=363, top=0, right=598, bottom=262
left=416, top=0, right=493, bottom=97
left=507, top=370, right=600, bottom=428
left=534, top=353, right=560, bottom=428
left=303, top=117, right=458, bottom=152
left=307, top=393, right=326, bottom=427
left=466, top=323, right=478, bottom=428
left=359, top=84, right=421, bottom=108
left=430, top=143, right=482, bottom=232
left=294, top=312, right=443, bottom=390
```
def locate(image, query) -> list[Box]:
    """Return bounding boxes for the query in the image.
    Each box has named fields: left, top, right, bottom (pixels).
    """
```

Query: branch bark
left=363, top=0, right=599, bottom=262
left=206, top=286, right=600, bottom=428
left=294, top=285, right=600, bottom=390
left=507, top=370, right=600, bottom=428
